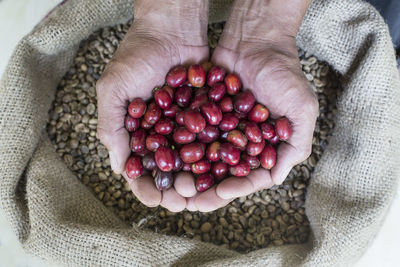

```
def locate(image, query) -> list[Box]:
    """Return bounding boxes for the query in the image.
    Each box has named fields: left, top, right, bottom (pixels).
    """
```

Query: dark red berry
left=191, top=159, right=211, bottom=174
left=234, top=90, right=255, bottom=114
left=260, top=122, right=276, bottom=140
left=155, top=146, right=175, bottom=172
left=188, top=64, right=206, bottom=87
left=196, top=174, right=214, bottom=192
left=224, top=73, right=241, bottom=95
left=219, top=96, right=233, bottom=113
left=259, top=145, right=277, bottom=169
left=163, top=104, right=181, bottom=118
left=175, top=85, right=192, bottom=107
left=182, top=163, right=191, bottom=171
left=166, top=65, right=187, bottom=88
left=144, top=102, right=162, bottom=125
left=145, top=134, right=167, bottom=152
left=130, top=129, right=147, bottom=152
left=246, top=139, right=265, bottom=156
left=208, top=82, right=226, bottom=102
left=242, top=154, right=260, bottom=169
left=172, top=150, right=183, bottom=172
left=227, top=130, right=248, bottom=149
left=211, top=162, right=228, bottom=180
left=180, top=142, right=205, bottom=163
left=128, top=98, right=146, bottom=118
left=154, top=88, right=173, bottom=109
left=173, top=127, right=196, bottom=144
left=219, top=113, right=239, bottom=132
left=200, top=102, right=223, bottom=125
left=189, top=93, right=208, bottom=110
left=219, top=142, right=241, bottom=166
left=154, top=169, right=174, bottom=191
left=248, top=103, right=269, bottom=122
left=142, top=153, right=157, bottom=171
left=125, top=156, right=143, bottom=179
left=244, top=122, right=263, bottom=143
left=197, top=125, right=219, bottom=143
left=183, top=110, right=206, bottom=133
left=229, top=161, right=250, bottom=177
left=175, top=111, right=186, bottom=126
left=275, top=117, right=292, bottom=141
left=154, top=118, right=174, bottom=135
left=206, top=142, right=220, bottom=162
left=125, top=115, right=139, bottom=132
left=207, top=66, right=226, bottom=86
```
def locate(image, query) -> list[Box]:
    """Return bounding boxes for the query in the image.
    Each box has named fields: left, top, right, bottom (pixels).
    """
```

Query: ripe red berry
left=125, top=115, right=139, bottom=132
left=196, top=174, right=214, bottom=192
left=180, top=142, right=205, bottom=163
left=275, top=117, right=292, bottom=141
left=219, top=142, right=241, bottom=166
left=125, top=156, right=143, bottom=179
left=208, top=82, right=226, bottom=102
left=234, top=90, right=255, bottom=114
left=145, top=134, right=167, bottom=152
left=259, top=145, right=277, bottom=169
left=188, top=64, right=206, bottom=87
left=166, top=65, right=187, bottom=88
left=191, top=159, right=211, bottom=174
left=128, top=98, right=146, bottom=118
left=155, top=146, right=175, bottom=172
left=130, top=129, right=147, bottom=152
left=206, top=142, right=221, bottom=162
left=183, top=110, right=206, bottom=133
left=154, top=88, right=173, bottom=109
left=200, top=102, right=223, bottom=126
left=224, top=73, right=241, bottom=95
left=229, top=161, right=250, bottom=177
left=211, top=162, right=228, bottom=180
left=207, top=66, right=226, bottom=86
left=248, top=103, right=269, bottom=123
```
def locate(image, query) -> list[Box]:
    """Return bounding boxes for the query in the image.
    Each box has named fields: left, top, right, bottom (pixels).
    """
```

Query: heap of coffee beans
left=47, top=21, right=341, bottom=252
left=125, top=63, right=292, bottom=192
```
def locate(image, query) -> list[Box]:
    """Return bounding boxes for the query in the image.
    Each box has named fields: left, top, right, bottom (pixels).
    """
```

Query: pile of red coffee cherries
left=124, top=64, right=292, bottom=192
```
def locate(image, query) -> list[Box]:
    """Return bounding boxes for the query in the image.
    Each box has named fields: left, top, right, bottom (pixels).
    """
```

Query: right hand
left=96, top=0, right=209, bottom=212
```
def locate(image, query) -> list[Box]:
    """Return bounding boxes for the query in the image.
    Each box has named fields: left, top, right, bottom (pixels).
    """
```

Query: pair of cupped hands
left=96, top=1, right=318, bottom=212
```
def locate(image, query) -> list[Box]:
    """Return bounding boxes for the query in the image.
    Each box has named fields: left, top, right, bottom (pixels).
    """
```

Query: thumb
left=96, top=72, right=131, bottom=174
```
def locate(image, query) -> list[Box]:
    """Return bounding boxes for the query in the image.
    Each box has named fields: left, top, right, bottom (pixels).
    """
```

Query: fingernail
left=109, top=151, right=121, bottom=174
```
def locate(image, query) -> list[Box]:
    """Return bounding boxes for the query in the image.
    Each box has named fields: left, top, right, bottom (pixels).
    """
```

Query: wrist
left=132, top=0, right=209, bottom=46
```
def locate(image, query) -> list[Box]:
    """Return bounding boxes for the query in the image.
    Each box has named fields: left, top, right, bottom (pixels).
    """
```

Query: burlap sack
left=1, top=0, right=399, bottom=266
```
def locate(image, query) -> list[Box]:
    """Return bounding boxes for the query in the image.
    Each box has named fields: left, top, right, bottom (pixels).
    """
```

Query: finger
left=211, top=46, right=237, bottom=72
left=124, top=173, right=162, bottom=207
left=216, top=168, right=274, bottom=199
left=160, top=187, right=186, bottom=212
left=194, top=186, right=234, bottom=212
left=186, top=193, right=200, bottom=211
left=174, top=172, right=197, bottom=198
left=96, top=74, right=131, bottom=174
left=272, top=109, right=317, bottom=184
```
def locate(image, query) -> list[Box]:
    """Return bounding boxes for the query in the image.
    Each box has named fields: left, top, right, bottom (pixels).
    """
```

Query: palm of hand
left=209, top=43, right=318, bottom=202
left=97, top=29, right=209, bottom=212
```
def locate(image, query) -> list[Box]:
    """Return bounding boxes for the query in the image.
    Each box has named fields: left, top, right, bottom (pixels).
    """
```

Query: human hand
left=207, top=0, right=318, bottom=202
left=96, top=0, right=209, bottom=212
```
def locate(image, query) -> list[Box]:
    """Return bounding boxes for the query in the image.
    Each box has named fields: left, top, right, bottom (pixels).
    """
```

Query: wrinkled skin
left=97, top=0, right=317, bottom=212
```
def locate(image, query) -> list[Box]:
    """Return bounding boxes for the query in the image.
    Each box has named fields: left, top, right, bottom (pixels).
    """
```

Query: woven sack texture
left=1, top=0, right=399, bottom=266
